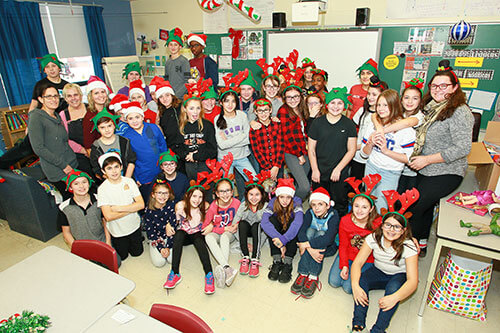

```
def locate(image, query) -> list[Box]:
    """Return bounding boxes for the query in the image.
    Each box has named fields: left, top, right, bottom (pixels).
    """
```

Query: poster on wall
left=408, top=27, right=435, bottom=42
left=247, top=30, right=263, bottom=59
left=401, top=70, right=428, bottom=92
left=405, top=56, right=430, bottom=71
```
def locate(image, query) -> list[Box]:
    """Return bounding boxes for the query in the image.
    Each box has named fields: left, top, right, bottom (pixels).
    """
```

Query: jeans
left=352, top=266, right=406, bottom=333
left=365, top=160, right=402, bottom=213
left=297, top=228, right=336, bottom=276
left=226, top=156, right=256, bottom=200
left=328, top=255, right=373, bottom=294
left=284, top=153, right=311, bottom=201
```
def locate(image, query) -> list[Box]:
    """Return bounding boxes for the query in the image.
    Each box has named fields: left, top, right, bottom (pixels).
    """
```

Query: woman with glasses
left=28, top=83, right=77, bottom=199
left=407, top=60, right=474, bottom=257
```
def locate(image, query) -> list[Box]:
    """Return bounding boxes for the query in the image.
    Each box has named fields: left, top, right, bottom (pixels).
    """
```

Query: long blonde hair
left=87, top=89, right=110, bottom=113
left=179, top=98, right=205, bottom=135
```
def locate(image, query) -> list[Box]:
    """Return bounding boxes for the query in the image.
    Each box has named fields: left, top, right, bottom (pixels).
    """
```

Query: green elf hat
left=201, top=86, right=218, bottom=100
left=62, top=169, right=94, bottom=192
left=122, top=61, right=142, bottom=78
left=253, top=98, right=272, bottom=110
left=40, top=53, right=63, bottom=70
left=158, top=149, right=178, bottom=165
left=324, top=86, right=352, bottom=107
left=356, top=58, right=379, bottom=77
left=239, top=70, right=258, bottom=89
left=301, top=57, right=316, bottom=69
left=90, top=107, right=121, bottom=132
left=166, top=27, right=184, bottom=46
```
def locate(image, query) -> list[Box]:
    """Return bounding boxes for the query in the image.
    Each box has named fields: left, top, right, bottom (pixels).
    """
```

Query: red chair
left=71, top=239, right=119, bottom=274
left=149, top=303, right=212, bottom=333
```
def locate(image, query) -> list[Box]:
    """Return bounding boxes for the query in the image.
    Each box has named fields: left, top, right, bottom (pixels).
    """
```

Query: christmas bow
left=228, top=28, right=244, bottom=59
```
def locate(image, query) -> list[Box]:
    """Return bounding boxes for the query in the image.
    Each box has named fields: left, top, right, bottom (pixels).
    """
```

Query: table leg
left=418, top=238, right=443, bottom=317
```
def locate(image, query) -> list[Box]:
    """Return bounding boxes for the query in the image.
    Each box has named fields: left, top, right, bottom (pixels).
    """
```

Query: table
left=417, top=172, right=500, bottom=316
left=0, top=246, right=135, bottom=332
left=85, top=304, right=179, bottom=332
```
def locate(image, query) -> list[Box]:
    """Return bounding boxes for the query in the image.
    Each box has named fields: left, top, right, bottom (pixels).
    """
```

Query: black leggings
left=409, top=173, right=463, bottom=240
left=171, top=230, right=212, bottom=275
left=238, top=220, right=262, bottom=259
left=349, top=160, right=366, bottom=182
left=267, top=215, right=298, bottom=259
left=111, top=228, right=144, bottom=261
left=312, top=174, right=349, bottom=217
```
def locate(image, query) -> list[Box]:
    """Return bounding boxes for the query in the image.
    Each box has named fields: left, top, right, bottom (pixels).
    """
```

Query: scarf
left=411, top=99, right=448, bottom=157
left=310, top=211, right=333, bottom=232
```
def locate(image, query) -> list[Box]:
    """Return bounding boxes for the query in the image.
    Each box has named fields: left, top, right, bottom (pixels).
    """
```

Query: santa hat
left=108, top=94, right=129, bottom=112
left=309, top=187, right=334, bottom=206
left=61, top=169, right=94, bottom=192
left=149, top=76, right=165, bottom=93
left=129, top=79, right=146, bottom=98
left=121, top=101, right=144, bottom=118
left=155, top=80, right=175, bottom=98
left=275, top=178, right=295, bottom=197
left=187, top=33, right=207, bottom=47
left=98, top=151, right=122, bottom=169
left=87, top=76, right=114, bottom=99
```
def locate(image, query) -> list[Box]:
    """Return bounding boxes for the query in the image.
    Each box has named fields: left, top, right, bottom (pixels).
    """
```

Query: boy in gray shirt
left=164, top=27, right=190, bottom=98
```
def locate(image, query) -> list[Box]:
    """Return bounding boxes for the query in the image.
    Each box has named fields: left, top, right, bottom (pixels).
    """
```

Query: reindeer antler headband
left=219, top=69, right=248, bottom=100
left=345, top=174, right=382, bottom=206
left=381, top=188, right=420, bottom=227
left=243, top=169, right=272, bottom=189
left=183, top=77, right=213, bottom=106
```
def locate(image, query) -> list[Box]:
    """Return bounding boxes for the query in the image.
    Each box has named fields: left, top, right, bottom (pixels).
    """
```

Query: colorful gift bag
left=427, top=251, right=493, bottom=321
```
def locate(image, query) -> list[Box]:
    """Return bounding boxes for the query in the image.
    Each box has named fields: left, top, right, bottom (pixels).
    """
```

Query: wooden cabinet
left=0, top=104, right=30, bottom=149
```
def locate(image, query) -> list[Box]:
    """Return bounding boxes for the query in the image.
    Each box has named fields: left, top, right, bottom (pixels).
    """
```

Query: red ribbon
left=228, top=28, right=244, bottom=59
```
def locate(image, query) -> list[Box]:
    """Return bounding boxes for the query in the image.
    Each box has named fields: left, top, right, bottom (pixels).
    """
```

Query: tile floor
left=0, top=219, right=499, bottom=333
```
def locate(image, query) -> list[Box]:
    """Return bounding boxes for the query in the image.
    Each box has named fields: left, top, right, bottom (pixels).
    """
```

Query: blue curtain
left=83, top=6, right=109, bottom=80
left=0, top=0, right=49, bottom=106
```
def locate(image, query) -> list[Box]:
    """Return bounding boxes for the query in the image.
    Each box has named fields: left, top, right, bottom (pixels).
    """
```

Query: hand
left=219, top=131, right=227, bottom=140
left=298, top=155, right=306, bottom=165
left=330, top=168, right=341, bottom=182
left=201, top=223, right=213, bottom=235
left=62, top=165, right=73, bottom=175
left=225, top=224, right=238, bottom=233
left=379, top=294, right=399, bottom=311
left=80, top=147, right=88, bottom=156
left=307, top=247, right=325, bottom=263
left=166, top=224, right=176, bottom=237
left=374, top=133, right=387, bottom=151
left=297, top=241, right=309, bottom=255
left=280, top=246, right=286, bottom=258
left=250, top=120, right=262, bottom=130
left=311, top=169, right=321, bottom=183
left=409, top=155, right=430, bottom=171
left=270, top=166, right=279, bottom=181
left=160, top=248, right=170, bottom=258
left=411, top=237, right=420, bottom=255
left=271, top=116, right=280, bottom=123
left=352, top=285, right=369, bottom=307
left=272, top=237, right=282, bottom=248
left=340, top=266, right=349, bottom=280
left=186, top=152, right=195, bottom=162
left=136, top=180, right=142, bottom=186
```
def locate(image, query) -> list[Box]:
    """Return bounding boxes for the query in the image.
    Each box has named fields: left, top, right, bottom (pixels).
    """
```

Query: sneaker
left=249, top=259, right=262, bottom=278
left=224, top=266, right=238, bottom=287
left=205, top=272, right=215, bottom=294
left=290, top=274, right=307, bottom=295
left=239, top=257, right=250, bottom=275
left=268, top=261, right=283, bottom=281
left=214, top=265, right=226, bottom=289
left=278, top=263, right=293, bottom=283
left=419, top=247, right=427, bottom=258
left=301, top=277, right=321, bottom=299
left=163, top=271, right=182, bottom=289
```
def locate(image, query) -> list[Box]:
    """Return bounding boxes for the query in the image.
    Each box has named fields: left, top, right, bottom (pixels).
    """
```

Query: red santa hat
left=121, top=101, right=144, bottom=118
left=155, top=80, right=175, bottom=98
left=309, top=187, right=334, bottom=207
left=275, top=178, right=296, bottom=197
left=108, top=94, right=129, bottom=112
left=87, top=75, right=113, bottom=96
left=187, top=33, right=207, bottom=47
left=149, top=76, right=165, bottom=93
left=129, top=79, right=146, bottom=98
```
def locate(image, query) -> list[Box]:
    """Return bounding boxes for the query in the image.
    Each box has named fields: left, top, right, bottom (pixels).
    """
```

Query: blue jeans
left=352, top=266, right=406, bottom=333
left=297, top=228, right=336, bottom=276
left=328, top=254, right=373, bottom=294
left=224, top=156, right=256, bottom=200
left=364, top=160, right=402, bottom=213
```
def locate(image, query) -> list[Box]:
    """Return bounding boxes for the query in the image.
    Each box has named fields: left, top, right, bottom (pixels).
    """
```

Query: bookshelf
left=0, top=104, right=30, bottom=149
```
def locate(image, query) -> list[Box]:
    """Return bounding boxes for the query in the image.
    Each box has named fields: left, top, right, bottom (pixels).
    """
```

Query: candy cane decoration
left=198, top=0, right=261, bottom=23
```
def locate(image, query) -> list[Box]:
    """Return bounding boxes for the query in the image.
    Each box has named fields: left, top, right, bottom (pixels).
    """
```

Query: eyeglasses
left=430, top=83, right=453, bottom=90
left=255, top=108, right=271, bottom=114
left=155, top=191, right=170, bottom=196
left=42, top=95, right=60, bottom=100
left=163, top=162, right=176, bottom=167
left=217, top=189, right=232, bottom=194
left=382, top=222, right=403, bottom=232
left=285, top=95, right=301, bottom=101
left=264, top=85, right=279, bottom=89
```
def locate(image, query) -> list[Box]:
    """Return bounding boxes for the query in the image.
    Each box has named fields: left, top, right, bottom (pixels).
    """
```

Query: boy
left=156, top=149, right=189, bottom=203
left=201, top=86, right=221, bottom=124
left=30, top=53, right=68, bottom=112
left=238, top=70, right=259, bottom=116
left=292, top=188, right=339, bottom=299
left=108, top=94, right=130, bottom=136
left=129, top=79, right=158, bottom=125
left=89, top=108, right=136, bottom=180
left=164, top=28, right=190, bottom=99
left=187, top=33, right=218, bottom=90
left=249, top=99, right=284, bottom=180
left=97, top=152, right=144, bottom=261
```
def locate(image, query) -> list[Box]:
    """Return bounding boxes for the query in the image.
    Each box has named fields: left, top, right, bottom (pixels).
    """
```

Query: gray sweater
left=59, top=195, right=106, bottom=243
left=214, top=110, right=251, bottom=160
left=164, top=55, right=190, bottom=98
left=420, top=104, right=473, bottom=177
left=28, top=108, right=77, bottom=182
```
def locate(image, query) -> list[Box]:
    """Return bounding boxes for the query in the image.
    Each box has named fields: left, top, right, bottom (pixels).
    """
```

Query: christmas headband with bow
left=436, top=59, right=458, bottom=82
left=301, top=57, right=316, bottom=69
left=256, top=56, right=284, bottom=80
left=404, top=77, right=425, bottom=94
left=381, top=188, right=420, bottom=227
left=345, top=174, right=382, bottom=206
left=183, top=77, right=213, bottom=106
left=219, top=69, right=248, bottom=99
left=243, top=169, right=272, bottom=189
left=188, top=153, right=234, bottom=192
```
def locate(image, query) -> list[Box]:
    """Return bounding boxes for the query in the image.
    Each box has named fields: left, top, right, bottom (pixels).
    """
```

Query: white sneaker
left=224, top=266, right=238, bottom=287
left=214, top=265, right=226, bottom=289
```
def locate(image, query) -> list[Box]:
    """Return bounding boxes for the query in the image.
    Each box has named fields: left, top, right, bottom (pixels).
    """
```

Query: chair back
left=149, top=303, right=212, bottom=333
left=71, top=239, right=119, bottom=274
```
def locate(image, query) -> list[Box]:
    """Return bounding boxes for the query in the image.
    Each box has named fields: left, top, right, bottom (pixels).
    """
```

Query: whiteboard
left=267, top=30, right=382, bottom=91
left=102, top=55, right=140, bottom=93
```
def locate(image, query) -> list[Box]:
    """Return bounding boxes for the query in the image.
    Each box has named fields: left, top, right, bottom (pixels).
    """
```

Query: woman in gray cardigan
left=408, top=60, right=473, bottom=257
left=28, top=84, right=78, bottom=199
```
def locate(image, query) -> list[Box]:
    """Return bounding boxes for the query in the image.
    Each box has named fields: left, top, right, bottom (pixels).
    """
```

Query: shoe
left=224, top=266, right=238, bottom=287
left=278, top=263, right=293, bottom=283
left=301, top=277, right=321, bottom=299
left=239, top=257, right=250, bottom=275
left=268, top=261, right=283, bottom=281
left=205, top=272, right=215, bottom=294
left=290, top=274, right=307, bottom=295
left=214, top=265, right=226, bottom=289
left=419, top=247, right=427, bottom=258
left=249, top=259, right=262, bottom=278
left=163, top=271, right=182, bottom=289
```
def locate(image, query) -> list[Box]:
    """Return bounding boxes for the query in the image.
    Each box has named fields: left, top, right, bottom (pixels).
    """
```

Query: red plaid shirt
left=277, top=106, right=307, bottom=157
left=249, top=120, right=284, bottom=170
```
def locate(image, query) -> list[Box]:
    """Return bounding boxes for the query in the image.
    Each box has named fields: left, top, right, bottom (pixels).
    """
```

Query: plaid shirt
left=249, top=120, right=284, bottom=170
left=277, top=106, right=307, bottom=157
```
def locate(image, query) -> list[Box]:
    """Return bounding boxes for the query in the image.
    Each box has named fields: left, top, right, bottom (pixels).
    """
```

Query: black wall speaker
left=355, top=8, right=370, bottom=27
left=273, top=12, right=286, bottom=29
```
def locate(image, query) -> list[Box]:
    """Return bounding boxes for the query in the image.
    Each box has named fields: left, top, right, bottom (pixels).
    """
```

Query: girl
left=361, top=90, right=416, bottom=212
left=201, top=86, right=221, bottom=124
left=304, top=93, right=325, bottom=136
left=163, top=186, right=215, bottom=294
left=350, top=76, right=388, bottom=180
left=300, top=57, right=316, bottom=95
left=156, top=150, right=189, bottom=203
left=248, top=75, right=283, bottom=125
left=312, top=69, right=328, bottom=101
left=278, top=86, right=310, bottom=201
left=234, top=179, right=269, bottom=277
left=348, top=58, right=378, bottom=118
left=144, top=181, right=176, bottom=268
left=238, top=70, right=259, bottom=116
left=87, top=76, right=110, bottom=115
left=156, top=80, right=182, bottom=150
left=308, top=87, right=357, bottom=217
left=129, top=80, right=158, bottom=125
left=261, top=179, right=304, bottom=283
left=203, top=178, right=241, bottom=288
left=329, top=194, right=381, bottom=294
left=351, top=213, right=418, bottom=332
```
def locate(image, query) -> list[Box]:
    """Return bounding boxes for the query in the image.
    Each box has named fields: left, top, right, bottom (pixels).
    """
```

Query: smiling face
left=312, top=74, right=326, bottom=91
left=240, top=85, right=254, bottom=101
left=127, top=71, right=141, bottom=84
left=64, top=87, right=82, bottom=109
left=360, top=70, right=374, bottom=86
left=91, top=88, right=108, bottom=106
left=284, top=89, right=301, bottom=109
left=246, top=187, right=263, bottom=207
left=303, top=67, right=314, bottom=82
left=430, top=75, right=457, bottom=103
left=186, top=99, right=202, bottom=122
left=202, top=98, right=215, bottom=112
left=367, top=87, right=382, bottom=109
left=38, top=87, right=60, bottom=111
left=255, top=104, right=271, bottom=123
left=278, top=194, right=292, bottom=208
left=70, top=177, right=90, bottom=196
left=382, top=216, right=405, bottom=242
left=160, top=160, right=177, bottom=176
left=168, top=41, right=181, bottom=55
left=159, top=93, right=173, bottom=108
left=102, top=162, right=122, bottom=181
left=222, top=94, right=237, bottom=114
left=310, top=200, right=329, bottom=217
left=352, top=196, right=373, bottom=222
left=216, top=180, right=233, bottom=205
left=189, top=41, right=203, bottom=57
left=376, top=96, right=390, bottom=120
left=130, top=92, right=146, bottom=107
left=263, top=77, right=280, bottom=99
left=189, top=189, right=204, bottom=208
left=152, top=185, right=170, bottom=206
left=44, top=62, right=61, bottom=80
left=126, top=113, right=144, bottom=130
left=97, top=119, right=116, bottom=138
left=401, top=88, right=421, bottom=114
left=327, top=99, right=345, bottom=116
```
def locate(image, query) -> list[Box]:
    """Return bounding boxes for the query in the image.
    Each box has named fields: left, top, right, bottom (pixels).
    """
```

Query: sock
left=308, top=274, right=318, bottom=280
left=283, top=256, right=293, bottom=265
left=273, top=254, right=282, bottom=263
left=419, top=239, right=428, bottom=248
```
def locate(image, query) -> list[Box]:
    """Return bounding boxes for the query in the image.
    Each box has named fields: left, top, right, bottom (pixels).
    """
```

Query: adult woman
left=28, top=84, right=77, bottom=199
left=408, top=60, right=473, bottom=256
